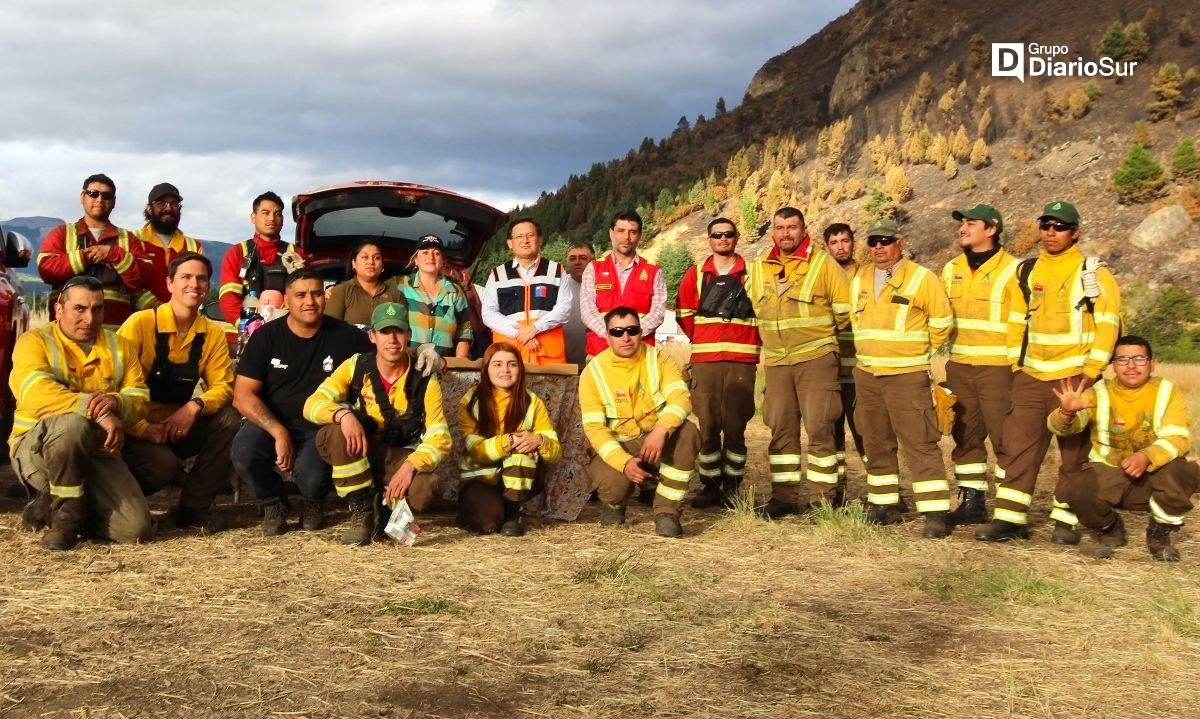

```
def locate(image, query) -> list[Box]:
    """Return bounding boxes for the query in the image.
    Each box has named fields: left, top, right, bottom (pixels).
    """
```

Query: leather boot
left=1050, top=521, right=1081, bottom=546
left=922, top=511, right=950, bottom=539
left=831, top=484, right=848, bottom=509
left=719, top=476, right=741, bottom=508
left=690, top=480, right=724, bottom=509
left=599, top=503, right=626, bottom=526
left=1097, top=514, right=1127, bottom=548
left=654, top=513, right=683, bottom=538
left=261, top=501, right=288, bottom=536
left=865, top=502, right=902, bottom=526
left=300, top=500, right=325, bottom=531
left=175, top=506, right=226, bottom=533
left=757, top=497, right=804, bottom=520
left=20, top=490, right=50, bottom=532
left=1147, top=520, right=1181, bottom=562
left=42, top=496, right=85, bottom=551
left=341, top=490, right=374, bottom=546
left=500, top=500, right=525, bottom=537
left=974, top=519, right=1030, bottom=542
left=947, top=488, right=987, bottom=525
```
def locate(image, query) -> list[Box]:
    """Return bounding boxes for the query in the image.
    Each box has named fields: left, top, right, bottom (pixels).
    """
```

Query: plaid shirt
left=392, top=273, right=473, bottom=356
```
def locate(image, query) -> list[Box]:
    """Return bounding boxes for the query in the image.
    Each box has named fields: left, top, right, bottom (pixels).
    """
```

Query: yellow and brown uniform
left=459, top=387, right=562, bottom=495
left=832, top=258, right=865, bottom=486
left=746, top=240, right=850, bottom=504
left=850, top=258, right=955, bottom=513
left=579, top=344, right=699, bottom=516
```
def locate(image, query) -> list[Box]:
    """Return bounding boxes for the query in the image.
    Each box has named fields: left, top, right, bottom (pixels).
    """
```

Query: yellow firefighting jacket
left=1049, top=377, right=1190, bottom=471
left=1006, top=245, right=1121, bottom=381
left=941, top=249, right=1021, bottom=366
left=579, top=344, right=690, bottom=472
left=9, top=323, right=149, bottom=449
left=850, top=258, right=954, bottom=376
left=458, top=387, right=562, bottom=483
left=745, top=245, right=850, bottom=367
left=835, top=259, right=859, bottom=378
left=116, top=304, right=234, bottom=437
left=303, top=355, right=450, bottom=473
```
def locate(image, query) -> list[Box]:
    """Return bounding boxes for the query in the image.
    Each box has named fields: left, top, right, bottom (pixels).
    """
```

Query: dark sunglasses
left=607, top=325, right=642, bottom=338
left=83, top=189, right=116, bottom=201
left=60, top=275, right=104, bottom=292
left=151, top=199, right=182, bottom=209
left=1039, top=220, right=1076, bottom=232
left=866, top=236, right=898, bottom=247
left=709, top=230, right=738, bottom=239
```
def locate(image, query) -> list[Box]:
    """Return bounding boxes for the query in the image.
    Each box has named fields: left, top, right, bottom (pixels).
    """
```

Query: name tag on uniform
left=891, top=296, right=910, bottom=305
left=596, top=283, right=613, bottom=291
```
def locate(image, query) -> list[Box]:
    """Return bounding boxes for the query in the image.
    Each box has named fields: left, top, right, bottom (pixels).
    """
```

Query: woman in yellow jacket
left=458, top=342, right=561, bottom=536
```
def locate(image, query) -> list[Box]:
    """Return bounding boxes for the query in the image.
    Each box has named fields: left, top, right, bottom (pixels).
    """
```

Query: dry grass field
left=2, top=362, right=1200, bottom=718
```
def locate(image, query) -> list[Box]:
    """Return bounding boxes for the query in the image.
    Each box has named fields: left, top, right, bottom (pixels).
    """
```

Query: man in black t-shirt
left=232, top=268, right=374, bottom=535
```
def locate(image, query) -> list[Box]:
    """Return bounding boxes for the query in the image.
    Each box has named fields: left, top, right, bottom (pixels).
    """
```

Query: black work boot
left=923, top=511, right=951, bottom=539
left=599, top=503, right=626, bottom=526
left=865, top=502, right=903, bottom=526
left=1147, top=520, right=1181, bottom=562
left=831, top=484, right=848, bottom=509
left=690, top=480, right=724, bottom=509
left=974, top=519, right=1031, bottom=542
left=20, top=490, right=50, bottom=532
left=175, top=506, right=226, bottom=533
left=654, top=513, right=683, bottom=538
left=719, top=476, right=741, bottom=508
left=1050, top=521, right=1081, bottom=546
left=757, top=497, right=804, bottom=520
left=1097, top=514, right=1127, bottom=549
left=42, top=497, right=86, bottom=551
left=947, top=488, right=988, bottom=525
left=300, top=500, right=325, bottom=531
left=341, top=490, right=374, bottom=546
left=500, top=500, right=526, bottom=537
left=261, top=501, right=288, bottom=537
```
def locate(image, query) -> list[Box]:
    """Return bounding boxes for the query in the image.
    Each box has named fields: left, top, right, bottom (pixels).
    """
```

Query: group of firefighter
left=10, top=172, right=1196, bottom=563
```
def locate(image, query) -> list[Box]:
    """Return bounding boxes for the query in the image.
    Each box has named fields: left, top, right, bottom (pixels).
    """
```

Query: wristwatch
left=191, top=397, right=206, bottom=411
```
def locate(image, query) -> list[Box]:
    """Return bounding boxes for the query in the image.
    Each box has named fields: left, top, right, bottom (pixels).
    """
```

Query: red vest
left=586, top=254, right=660, bottom=356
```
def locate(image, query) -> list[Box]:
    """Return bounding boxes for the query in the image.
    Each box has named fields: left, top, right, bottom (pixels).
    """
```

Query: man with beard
left=136, top=183, right=204, bottom=306
left=563, top=241, right=594, bottom=368
left=675, top=217, right=758, bottom=508
left=579, top=210, right=667, bottom=359
left=822, top=222, right=866, bottom=501
left=746, top=208, right=850, bottom=518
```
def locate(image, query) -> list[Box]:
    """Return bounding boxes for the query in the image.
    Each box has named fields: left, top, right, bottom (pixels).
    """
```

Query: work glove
left=414, top=343, right=444, bottom=377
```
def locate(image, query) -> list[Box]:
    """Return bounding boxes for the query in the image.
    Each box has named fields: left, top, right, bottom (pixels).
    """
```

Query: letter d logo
left=992, top=43, right=1025, bottom=82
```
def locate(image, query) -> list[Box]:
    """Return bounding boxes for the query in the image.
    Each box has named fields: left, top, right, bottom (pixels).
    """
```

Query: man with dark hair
left=940, top=204, right=1020, bottom=525
left=675, top=217, right=758, bottom=507
left=11, top=275, right=153, bottom=550
left=118, top=252, right=239, bottom=531
left=136, top=182, right=205, bottom=305
left=38, top=173, right=149, bottom=331
left=481, top=217, right=573, bottom=365
left=821, top=222, right=865, bottom=499
left=977, top=201, right=1122, bottom=544
left=1052, top=336, right=1197, bottom=561
left=746, top=207, right=850, bottom=518
left=218, top=191, right=305, bottom=326
left=579, top=306, right=699, bottom=537
left=579, top=210, right=667, bottom=359
left=563, top=241, right=595, bottom=367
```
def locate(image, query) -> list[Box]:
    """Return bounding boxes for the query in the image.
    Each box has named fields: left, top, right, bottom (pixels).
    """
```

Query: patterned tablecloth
left=436, top=362, right=590, bottom=521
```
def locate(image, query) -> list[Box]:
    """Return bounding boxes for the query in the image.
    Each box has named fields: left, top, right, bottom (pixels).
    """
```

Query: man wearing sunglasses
left=940, top=204, right=1021, bottom=525
left=746, top=207, right=850, bottom=519
left=579, top=306, right=700, bottom=537
left=136, top=182, right=205, bottom=305
left=674, top=217, right=758, bottom=509
left=38, top=174, right=149, bottom=331
left=822, top=222, right=866, bottom=502
left=850, top=218, right=955, bottom=538
left=11, top=275, right=153, bottom=550
left=1050, top=336, right=1196, bottom=561
left=977, top=201, right=1121, bottom=544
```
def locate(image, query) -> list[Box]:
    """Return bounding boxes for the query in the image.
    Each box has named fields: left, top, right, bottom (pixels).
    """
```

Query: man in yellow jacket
left=977, top=201, right=1122, bottom=544
left=941, top=204, right=1021, bottom=524
left=822, top=222, right=866, bottom=501
left=118, top=252, right=239, bottom=531
left=303, top=303, right=451, bottom=545
left=10, top=275, right=153, bottom=550
left=850, top=218, right=956, bottom=538
left=579, top=305, right=700, bottom=537
left=1050, top=336, right=1197, bottom=561
left=746, top=207, right=850, bottom=518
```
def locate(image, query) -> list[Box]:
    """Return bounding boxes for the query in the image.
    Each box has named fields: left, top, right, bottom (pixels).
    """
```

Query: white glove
left=414, top=343, right=445, bottom=377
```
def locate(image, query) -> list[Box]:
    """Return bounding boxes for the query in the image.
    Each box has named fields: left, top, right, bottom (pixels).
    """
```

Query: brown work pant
left=315, top=425, right=440, bottom=512
left=853, top=367, right=951, bottom=513
left=12, top=414, right=154, bottom=543
left=993, top=372, right=1086, bottom=526
left=690, top=360, right=756, bottom=489
left=762, top=353, right=842, bottom=504
left=588, top=421, right=701, bottom=516
left=835, top=380, right=866, bottom=486
left=1063, top=458, right=1199, bottom=529
left=945, top=362, right=1012, bottom=492
left=123, top=406, right=240, bottom=511
left=457, top=462, right=547, bottom=534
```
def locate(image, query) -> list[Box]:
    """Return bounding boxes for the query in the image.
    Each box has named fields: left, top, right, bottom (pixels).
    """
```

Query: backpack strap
left=1016, top=258, right=1037, bottom=368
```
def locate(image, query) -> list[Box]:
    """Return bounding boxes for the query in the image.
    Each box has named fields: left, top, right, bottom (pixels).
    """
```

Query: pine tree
left=657, top=243, right=695, bottom=305
left=1132, top=120, right=1154, bottom=147
left=937, top=88, right=956, bottom=114
left=1066, top=88, right=1091, bottom=119
left=915, top=72, right=934, bottom=104
left=1146, top=63, right=1184, bottom=121
left=969, top=34, right=987, bottom=70
left=977, top=107, right=993, bottom=137
left=1099, top=22, right=1130, bottom=59
left=951, top=125, right=971, bottom=161
left=1172, top=138, right=1200, bottom=180
left=715, top=97, right=727, bottom=116
left=943, top=154, right=958, bottom=180
left=884, top=165, right=912, bottom=202
left=1114, top=143, right=1166, bottom=203
left=970, top=138, right=990, bottom=168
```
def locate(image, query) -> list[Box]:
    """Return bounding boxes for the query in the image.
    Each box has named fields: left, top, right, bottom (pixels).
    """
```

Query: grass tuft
left=916, top=562, right=1074, bottom=608
left=375, top=596, right=459, bottom=616
left=1148, top=588, right=1200, bottom=639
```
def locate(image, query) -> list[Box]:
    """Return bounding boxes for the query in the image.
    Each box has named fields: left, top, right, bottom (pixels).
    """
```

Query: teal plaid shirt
left=391, top=273, right=473, bottom=356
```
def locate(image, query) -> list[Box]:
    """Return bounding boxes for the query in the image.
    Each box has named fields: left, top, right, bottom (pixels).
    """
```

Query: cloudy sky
left=0, top=1, right=853, bottom=243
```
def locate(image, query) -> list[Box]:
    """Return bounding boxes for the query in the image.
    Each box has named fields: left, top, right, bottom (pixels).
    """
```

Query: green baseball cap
left=952, top=203, right=1003, bottom=235
left=866, top=217, right=900, bottom=238
left=370, top=302, right=409, bottom=332
left=1038, top=200, right=1080, bottom=224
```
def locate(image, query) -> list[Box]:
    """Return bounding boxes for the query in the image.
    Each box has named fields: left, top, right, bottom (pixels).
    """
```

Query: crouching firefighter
left=303, top=303, right=450, bottom=545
